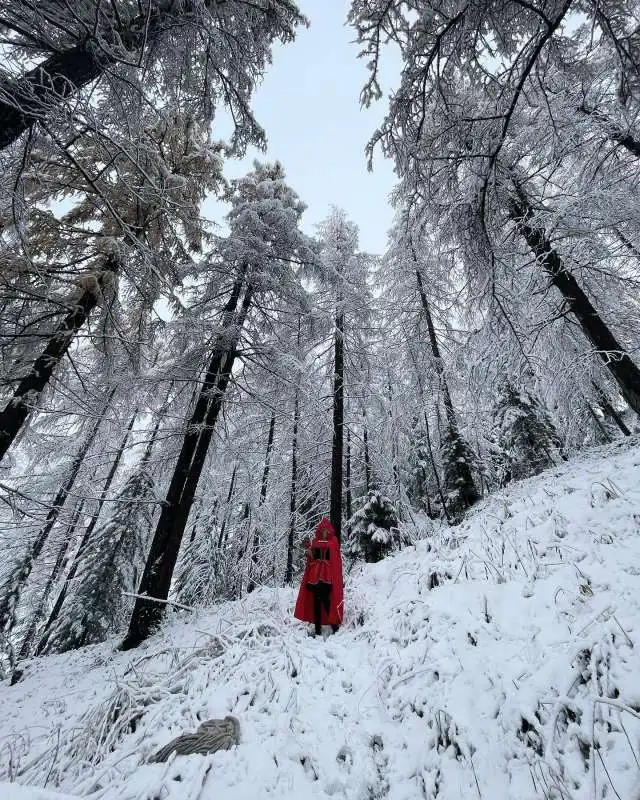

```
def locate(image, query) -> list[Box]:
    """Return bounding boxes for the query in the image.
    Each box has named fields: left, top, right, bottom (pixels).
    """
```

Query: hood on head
left=315, top=517, right=335, bottom=539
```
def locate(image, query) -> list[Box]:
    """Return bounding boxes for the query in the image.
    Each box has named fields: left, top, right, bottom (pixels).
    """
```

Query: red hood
left=314, top=517, right=336, bottom=539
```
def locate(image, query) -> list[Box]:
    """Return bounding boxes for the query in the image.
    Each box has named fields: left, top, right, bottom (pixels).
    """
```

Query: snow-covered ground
left=1, top=439, right=639, bottom=800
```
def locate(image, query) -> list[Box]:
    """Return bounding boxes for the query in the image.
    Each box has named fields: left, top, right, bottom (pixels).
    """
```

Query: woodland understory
left=0, top=0, right=639, bottom=680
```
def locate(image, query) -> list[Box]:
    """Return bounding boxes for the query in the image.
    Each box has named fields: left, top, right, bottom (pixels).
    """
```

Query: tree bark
left=0, top=258, right=116, bottom=463
left=217, top=464, right=238, bottom=548
left=0, top=2, right=185, bottom=151
left=121, top=278, right=252, bottom=650
left=592, top=381, right=631, bottom=436
left=410, top=352, right=453, bottom=525
left=511, top=193, right=640, bottom=417
left=36, top=410, right=137, bottom=653
left=414, top=266, right=456, bottom=429
left=330, top=306, right=344, bottom=543
left=345, top=426, right=352, bottom=524
left=577, top=104, right=640, bottom=159
left=247, top=410, right=276, bottom=593
left=285, top=391, right=300, bottom=585
left=413, top=250, right=478, bottom=509
left=362, top=410, right=371, bottom=493
left=586, top=402, right=612, bottom=443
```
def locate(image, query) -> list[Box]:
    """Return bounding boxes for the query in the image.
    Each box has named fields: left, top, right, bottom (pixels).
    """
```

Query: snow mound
left=1, top=440, right=639, bottom=799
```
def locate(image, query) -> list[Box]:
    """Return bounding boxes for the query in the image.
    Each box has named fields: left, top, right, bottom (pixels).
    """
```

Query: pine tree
left=490, top=382, right=562, bottom=486
left=441, top=425, right=480, bottom=516
left=122, top=162, right=315, bottom=649
left=406, top=421, right=434, bottom=515
left=37, top=466, right=155, bottom=654
left=175, top=509, right=239, bottom=607
left=345, top=490, right=406, bottom=564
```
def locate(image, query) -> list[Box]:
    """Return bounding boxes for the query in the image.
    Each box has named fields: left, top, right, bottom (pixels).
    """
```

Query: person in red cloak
left=294, top=517, right=344, bottom=636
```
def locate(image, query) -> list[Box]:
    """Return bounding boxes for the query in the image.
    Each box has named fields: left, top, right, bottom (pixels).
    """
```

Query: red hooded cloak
left=294, top=517, right=344, bottom=626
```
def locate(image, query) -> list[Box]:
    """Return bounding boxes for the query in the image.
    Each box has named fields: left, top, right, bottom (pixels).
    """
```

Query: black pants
left=310, top=583, right=339, bottom=636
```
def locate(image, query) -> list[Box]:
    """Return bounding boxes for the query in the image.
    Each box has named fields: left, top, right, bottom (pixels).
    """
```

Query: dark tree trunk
left=413, top=252, right=478, bottom=510
left=386, top=374, right=401, bottom=489
left=218, top=464, right=238, bottom=548
left=511, top=193, right=640, bottom=417
left=345, top=426, right=352, bottom=524
left=0, top=258, right=116, bottom=463
left=0, top=43, right=107, bottom=151
left=362, top=410, right=371, bottom=493
left=16, top=499, right=85, bottom=662
left=423, top=411, right=453, bottom=525
left=592, top=381, right=631, bottom=436
left=330, top=307, right=345, bottom=543
left=414, top=266, right=456, bottom=429
left=409, top=347, right=453, bottom=524
left=247, top=410, right=276, bottom=593
left=586, top=402, right=613, bottom=443
left=121, top=279, right=252, bottom=650
left=285, top=391, right=300, bottom=585
left=35, top=410, right=137, bottom=653
left=0, top=3, right=180, bottom=151
left=577, top=104, right=640, bottom=159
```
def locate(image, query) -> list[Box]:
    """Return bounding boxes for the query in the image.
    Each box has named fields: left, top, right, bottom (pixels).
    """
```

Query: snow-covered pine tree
left=350, top=0, right=640, bottom=420
left=440, top=424, right=480, bottom=517
left=490, top=381, right=563, bottom=486
left=345, top=490, right=406, bottom=564
left=37, top=466, right=155, bottom=654
left=406, top=419, right=436, bottom=516
left=122, top=162, right=316, bottom=649
left=174, top=505, right=241, bottom=607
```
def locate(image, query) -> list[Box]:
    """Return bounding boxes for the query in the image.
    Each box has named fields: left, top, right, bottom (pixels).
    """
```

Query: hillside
left=1, top=439, right=639, bottom=800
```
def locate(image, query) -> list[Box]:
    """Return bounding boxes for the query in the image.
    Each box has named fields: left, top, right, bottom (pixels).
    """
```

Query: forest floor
left=1, top=438, right=639, bottom=799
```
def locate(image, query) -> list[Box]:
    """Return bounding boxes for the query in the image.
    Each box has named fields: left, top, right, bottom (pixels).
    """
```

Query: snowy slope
left=1, top=439, right=639, bottom=800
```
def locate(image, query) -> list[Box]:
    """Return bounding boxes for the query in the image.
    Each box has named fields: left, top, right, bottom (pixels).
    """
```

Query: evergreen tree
left=175, top=511, right=240, bottom=607
left=345, top=490, right=406, bottom=564
left=490, top=382, right=562, bottom=486
left=122, top=162, right=315, bottom=649
left=37, top=466, right=155, bottom=654
left=406, top=420, right=434, bottom=515
left=441, top=425, right=480, bottom=517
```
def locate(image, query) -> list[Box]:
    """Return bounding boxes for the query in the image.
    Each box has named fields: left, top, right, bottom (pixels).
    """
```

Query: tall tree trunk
left=0, top=258, right=116, bottom=463
left=0, top=388, right=113, bottom=643
left=247, top=410, right=276, bottom=593
left=345, top=426, right=352, bottom=524
left=409, top=349, right=453, bottom=524
left=386, top=373, right=401, bottom=490
left=414, top=265, right=456, bottom=429
left=0, top=4, right=182, bottom=151
left=121, top=278, right=252, bottom=650
left=413, top=248, right=478, bottom=510
left=362, top=410, right=371, bottom=493
left=592, top=381, right=631, bottom=436
left=285, top=391, right=300, bottom=585
left=35, top=410, right=137, bottom=653
left=511, top=190, right=640, bottom=417
left=586, top=402, right=613, bottom=443
left=218, top=464, right=238, bottom=548
left=423, top=410, right=453, bottom=525
left=330, top=305, right=345, bottom=543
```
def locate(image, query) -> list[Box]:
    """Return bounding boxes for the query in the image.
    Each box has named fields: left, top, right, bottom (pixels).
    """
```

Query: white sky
left=202, top=0, right=401, bottom=255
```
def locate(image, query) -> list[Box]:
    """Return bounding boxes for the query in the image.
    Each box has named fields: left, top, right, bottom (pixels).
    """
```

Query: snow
left=1, top=439, right=639, bottom=799
left=0, top=785, right=77, bottom=799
